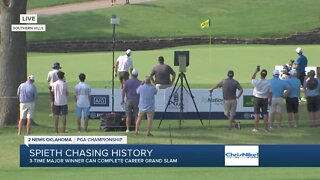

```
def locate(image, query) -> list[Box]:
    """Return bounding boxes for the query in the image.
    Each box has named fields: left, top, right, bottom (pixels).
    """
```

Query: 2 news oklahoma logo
left=225, top=145, right=259, bottom=166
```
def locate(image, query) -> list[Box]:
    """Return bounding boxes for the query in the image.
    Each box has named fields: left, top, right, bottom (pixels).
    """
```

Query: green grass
left=1, top=44, right=320, bottom=179
left=27, top=0, right=320, bottom=42
left=27, top=0, right=95, bottom=9
left=27, top=44, right=320, bottom=92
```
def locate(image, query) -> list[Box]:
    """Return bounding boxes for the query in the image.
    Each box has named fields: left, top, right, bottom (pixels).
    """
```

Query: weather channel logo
left=225, top=145, right=259, bottom=166
left=91, top=95, right=109, bottom=107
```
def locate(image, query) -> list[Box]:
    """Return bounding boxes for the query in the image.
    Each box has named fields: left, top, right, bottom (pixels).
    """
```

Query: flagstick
left=208, top=26, right=213, bottom=130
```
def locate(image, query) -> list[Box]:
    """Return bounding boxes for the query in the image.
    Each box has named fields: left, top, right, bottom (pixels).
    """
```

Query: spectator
left=74, top=73, right=91, bottom=132
left=280, top=65, right=290, bottom=80
left=269, top=69, right=290, bottom=128
left=47, top=62, right=61, bottom=116
left=150, top=56, right=176, bottom=89
left=209, top=70, right=243, bottom=129
left=285, top=70, right=301, bottom=128
left=115, top=49, right=133, bottom=89
left=17, top=75, right=37, bottom=135
left=303, top=70, right=320, bottom=127
left=135, top=76, right=157, bottom=136
left=121, top=69, right=141, bottom=133
left=251, top=68, right=272, bottom=132
left=51, top=71, right=69, bottom=133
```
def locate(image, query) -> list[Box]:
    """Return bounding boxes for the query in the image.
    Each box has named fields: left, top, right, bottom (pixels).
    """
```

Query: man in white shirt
left=51, top=71, right=69, bottom=133
left=115, top=49, right=133, bottom=89
left=47, top=62, right=61, bottom=116
left=74, top=73, right=91, bottom=132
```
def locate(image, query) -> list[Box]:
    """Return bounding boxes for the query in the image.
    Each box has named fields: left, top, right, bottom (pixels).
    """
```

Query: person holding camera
left=150, top=56, right=176, bottom=89
left=209, top=70, right=243, bottom=130
left=251, top=66, right=272, bottom=132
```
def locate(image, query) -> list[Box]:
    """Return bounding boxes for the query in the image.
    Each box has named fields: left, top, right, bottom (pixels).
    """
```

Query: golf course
left=1, top=0, right=320, bottom=179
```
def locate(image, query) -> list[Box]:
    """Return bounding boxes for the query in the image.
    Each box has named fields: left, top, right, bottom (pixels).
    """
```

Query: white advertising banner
left=89, top=88, right=254, bottom=120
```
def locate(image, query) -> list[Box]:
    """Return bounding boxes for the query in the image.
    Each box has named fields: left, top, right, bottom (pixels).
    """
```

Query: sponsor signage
left=90, top=88, right=254, bottom=119
left=225, top=145, right=259, bottom=166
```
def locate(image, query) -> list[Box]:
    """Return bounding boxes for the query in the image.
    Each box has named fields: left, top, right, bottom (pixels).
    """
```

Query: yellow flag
left=200, top=19, right=210, bottom=29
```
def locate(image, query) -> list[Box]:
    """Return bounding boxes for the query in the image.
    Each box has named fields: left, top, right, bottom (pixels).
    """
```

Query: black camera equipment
left=158, top=51, right=203, bottom=128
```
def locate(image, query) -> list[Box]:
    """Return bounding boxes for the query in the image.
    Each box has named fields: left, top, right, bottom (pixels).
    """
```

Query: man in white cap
left=293, top=47, right=308, bottom=87
left=121, top=69, right=141, bottom=132
left=17, top=75, right=38, bottom=135
left=269, top=69, right=290, bottom=128
left=285, top=69, right=301, bottom=128
left=115, top=49, right=133, bottom=89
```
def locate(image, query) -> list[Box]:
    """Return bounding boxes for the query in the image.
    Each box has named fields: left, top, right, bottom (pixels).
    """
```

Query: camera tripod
left=158, top=71, right=203, bottom=128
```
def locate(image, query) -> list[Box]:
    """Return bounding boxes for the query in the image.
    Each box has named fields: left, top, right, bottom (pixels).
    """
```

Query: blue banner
left=20, top=145, right=320, bottom=167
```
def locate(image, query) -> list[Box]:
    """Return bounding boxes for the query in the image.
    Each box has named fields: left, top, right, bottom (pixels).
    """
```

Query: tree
left=0, top=0, right=27, bottom=126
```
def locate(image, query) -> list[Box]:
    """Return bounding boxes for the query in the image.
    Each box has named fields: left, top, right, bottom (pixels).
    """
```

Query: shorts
left=19, top=102, right=35, bottom=119
left=125, top=99, right=139, bottom=118
left=156, top=84, right=172, bottom=89
left=76, top=106, right=90, bottom=117
left=253, top=97, right=268, bottom=115
left=285, top=97, right=299, bottom=113
left=307, top=96, right=319, bottom=112
left=138, top=111, right=154, bottom=121
left=224, top=99, right=237, bottom=117
left=269, top=97, right=283, bottom=113
left=118, top=71, right=129, bottom=83
left=53, top=105, right=68, bottom=116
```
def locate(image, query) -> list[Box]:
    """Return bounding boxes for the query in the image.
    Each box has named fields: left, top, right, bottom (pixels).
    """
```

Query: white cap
left=126, top=49, right=132, bottom=56
left=273, top=69, right=280, bottom=75
left=296, top=47, right=302, bottom=54
left=132, top=69, right=138, bottom=76
left=289, top=69, right=297, bottom=75
left=28, top=75, right=35, bottom=81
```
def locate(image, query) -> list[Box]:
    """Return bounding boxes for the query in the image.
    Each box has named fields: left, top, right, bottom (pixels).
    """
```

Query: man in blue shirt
left=285, top=70, right=301, bottom=128
left=269, top=70, right=290, bottom=128
left=17, top=75, right=38, bottom=135
left=135, top=76, right=157, bottom=136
